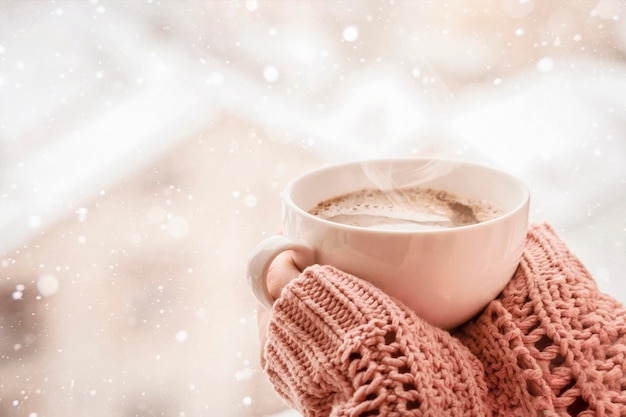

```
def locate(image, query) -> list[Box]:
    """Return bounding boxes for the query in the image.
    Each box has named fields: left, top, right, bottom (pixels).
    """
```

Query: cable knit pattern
left=264, top=266, right=491, bottom=416
left=457, top=223, right=626, bottom=416
left=262, top=223, right=626, bottom=416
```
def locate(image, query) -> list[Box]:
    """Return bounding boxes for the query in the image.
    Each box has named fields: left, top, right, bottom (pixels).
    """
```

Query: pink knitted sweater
left=263, top=223, right=626, bottom=416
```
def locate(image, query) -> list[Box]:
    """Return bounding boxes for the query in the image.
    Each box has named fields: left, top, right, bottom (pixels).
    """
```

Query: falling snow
left=37, top=273, right=59, bottom=297
left=77, top=207, right=88, bottom=221
left=342, top=25, right=359, bottom=42
left=167, top=217, right=189, bottom=238
left=175, top=330, right=188, bottom=343
left=235, top=367, right=254, bottom=381
left=1, top=2, right=625, bottom=417
left=263, top=65, right=279, bottom=83
left=246, top=0, right=258, bottom=12
left=537, top=57, right=555, bottom=72
left=243, top=194, right=258, bottom=208
left=12, top=285, right=24, bottom=300
left=28, top=216, right=42, bottom=229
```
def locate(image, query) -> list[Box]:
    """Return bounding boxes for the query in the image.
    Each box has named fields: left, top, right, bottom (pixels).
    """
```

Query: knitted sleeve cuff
left=457, top=222, right=626, bottom=415
left=264, top=265, right=490, bottom=416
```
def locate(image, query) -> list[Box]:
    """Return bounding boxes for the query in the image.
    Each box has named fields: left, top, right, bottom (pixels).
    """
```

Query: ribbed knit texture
left=457, top=223, right=626, bottom=416
left=263, top=223, right=626, bottom=416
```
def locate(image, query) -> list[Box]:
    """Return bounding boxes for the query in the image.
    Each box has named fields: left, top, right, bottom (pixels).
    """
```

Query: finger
left=257, top=250, right=302, bottom=368
left=266, top=250, right=302, bottom=300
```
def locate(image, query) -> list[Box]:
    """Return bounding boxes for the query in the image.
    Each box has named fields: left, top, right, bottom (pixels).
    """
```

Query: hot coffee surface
left=309, top=187, right=504, bottom=230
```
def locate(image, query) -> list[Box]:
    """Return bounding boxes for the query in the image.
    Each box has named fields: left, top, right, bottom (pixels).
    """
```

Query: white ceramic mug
left=247, top=158, right=530, bottom=329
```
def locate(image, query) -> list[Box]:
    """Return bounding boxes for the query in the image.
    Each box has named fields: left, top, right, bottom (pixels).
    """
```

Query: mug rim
left=281, top=157, right=530, bottom=235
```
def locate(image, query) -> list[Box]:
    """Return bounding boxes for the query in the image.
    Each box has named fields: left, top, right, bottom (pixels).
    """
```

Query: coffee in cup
left=309, top=186, right=504, bottom=230
left=247, top=158, right=530, bottom=329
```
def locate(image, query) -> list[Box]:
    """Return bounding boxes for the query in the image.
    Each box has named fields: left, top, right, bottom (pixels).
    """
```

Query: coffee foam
left=309, top=187, right=504, bottom=230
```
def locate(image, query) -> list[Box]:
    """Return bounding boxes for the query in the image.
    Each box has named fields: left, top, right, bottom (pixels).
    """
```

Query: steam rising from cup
left=359, top=157, right=455, bottom=193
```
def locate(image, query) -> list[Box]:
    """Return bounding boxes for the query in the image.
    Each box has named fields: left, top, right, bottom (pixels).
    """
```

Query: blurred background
left=0, top=1, right=625, bottom=416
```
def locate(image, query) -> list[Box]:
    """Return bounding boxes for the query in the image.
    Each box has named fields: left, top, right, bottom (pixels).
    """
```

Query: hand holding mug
left=248, top=158, right=530, bottom=329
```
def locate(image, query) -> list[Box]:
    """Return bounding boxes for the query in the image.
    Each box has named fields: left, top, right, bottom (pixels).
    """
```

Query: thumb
left=267, top=250, right=302, bottom=300
left=257, top=250, right=302, bottom=368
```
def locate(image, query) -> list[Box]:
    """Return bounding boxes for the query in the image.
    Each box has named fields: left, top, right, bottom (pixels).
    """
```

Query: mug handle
left=247, top=235, right=315, bottom=309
